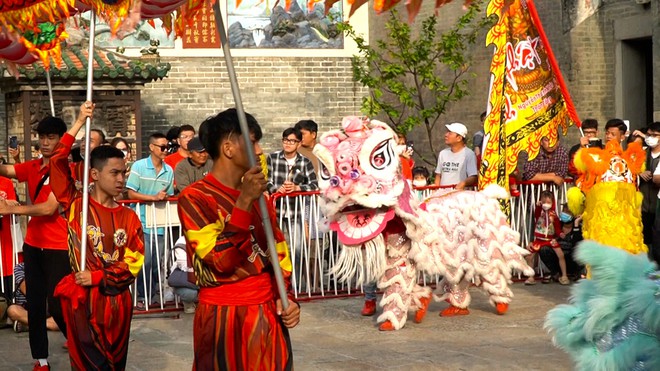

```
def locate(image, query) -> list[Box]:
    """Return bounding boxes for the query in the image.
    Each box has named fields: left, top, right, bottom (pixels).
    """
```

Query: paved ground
left=0, top=282, right=573, bottom=370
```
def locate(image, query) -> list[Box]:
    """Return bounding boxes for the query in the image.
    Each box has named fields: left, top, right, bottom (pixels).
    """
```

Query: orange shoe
left=414, top=296, right=431, bottom=323
left=378, top=320, right=395, bottom=331
left=495, top=302, right=508, bottom=315
left=440, top=305, right=470, bottom=317
left=361, top=299, right=377, bottom=316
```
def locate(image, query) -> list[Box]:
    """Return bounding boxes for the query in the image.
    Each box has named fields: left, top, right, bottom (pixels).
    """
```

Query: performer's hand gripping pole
left=211, top=2, right=289, bottom=309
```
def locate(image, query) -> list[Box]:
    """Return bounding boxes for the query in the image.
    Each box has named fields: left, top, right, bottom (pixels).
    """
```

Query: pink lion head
left=313, top=117, right=406, bottom=246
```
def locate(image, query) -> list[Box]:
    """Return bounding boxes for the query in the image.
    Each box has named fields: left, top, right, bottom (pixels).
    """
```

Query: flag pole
left=80, top=11, right=97, bottom=271
left=45, top=70, right=55, bottom=116
left=210, top=2, right=289, bottom=309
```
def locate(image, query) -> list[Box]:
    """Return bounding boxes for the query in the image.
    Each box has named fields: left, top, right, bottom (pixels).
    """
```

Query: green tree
left=338, top=4, right=493, bottom=165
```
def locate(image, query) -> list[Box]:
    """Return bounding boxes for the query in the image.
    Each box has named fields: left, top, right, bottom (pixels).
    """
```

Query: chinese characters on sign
left=182, top=2, right=220, bottom=48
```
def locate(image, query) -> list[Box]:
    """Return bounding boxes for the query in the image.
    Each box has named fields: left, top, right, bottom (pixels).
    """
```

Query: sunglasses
left=152, top=144, right=168, bottom=152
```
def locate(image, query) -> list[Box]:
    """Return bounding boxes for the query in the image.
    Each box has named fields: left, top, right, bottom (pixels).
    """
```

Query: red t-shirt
left=0, top=176, right=20, bottom=276
left=14, top=159, right=68, bottom=250
left=164, top=152, right=186, bottom=170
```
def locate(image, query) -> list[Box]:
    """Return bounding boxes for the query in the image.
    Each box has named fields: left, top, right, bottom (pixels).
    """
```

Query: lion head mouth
left=330, top=205, right=395, bottom=245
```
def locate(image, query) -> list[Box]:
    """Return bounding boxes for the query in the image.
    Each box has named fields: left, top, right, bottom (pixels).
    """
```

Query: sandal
left=135, top=300, right=146, bottom=311
left=558, top=276, right=570, bottom=285
left=524, top=277, right=536, bottom=285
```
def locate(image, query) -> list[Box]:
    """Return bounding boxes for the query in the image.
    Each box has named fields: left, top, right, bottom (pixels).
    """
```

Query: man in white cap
left=433, top=123, right=478, bottom=190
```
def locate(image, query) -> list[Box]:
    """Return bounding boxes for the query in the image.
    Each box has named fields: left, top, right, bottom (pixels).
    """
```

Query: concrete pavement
left=0, top=282, right=573, bottom=370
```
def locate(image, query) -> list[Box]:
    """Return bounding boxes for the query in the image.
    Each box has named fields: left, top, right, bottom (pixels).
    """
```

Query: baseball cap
left=445, top=123, right=468, bottom=138
left=188, top=136, right=205, bottom=152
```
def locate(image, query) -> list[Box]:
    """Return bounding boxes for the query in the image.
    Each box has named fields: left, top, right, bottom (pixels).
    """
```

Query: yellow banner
left=478, top=0, right=580, bottom=191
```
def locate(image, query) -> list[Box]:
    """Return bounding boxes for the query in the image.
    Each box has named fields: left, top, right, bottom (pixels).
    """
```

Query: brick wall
left=140, top=56, right=367, bottom=156
left=368, top=0, right=659, bottom=169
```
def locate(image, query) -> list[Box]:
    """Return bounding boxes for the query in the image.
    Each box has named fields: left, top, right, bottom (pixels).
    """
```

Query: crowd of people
left=0, top=102, right=658, bottom=369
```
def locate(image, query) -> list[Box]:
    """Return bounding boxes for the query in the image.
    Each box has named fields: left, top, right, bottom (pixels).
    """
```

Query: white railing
left=0, top=215, right=25, bottom=300
left=0, top=181, right=573, bottom=312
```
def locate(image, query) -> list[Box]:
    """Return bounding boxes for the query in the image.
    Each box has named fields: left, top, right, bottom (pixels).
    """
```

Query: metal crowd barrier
left=0, top=180, right=575, bottom=312
left=0, top=215, right=25, bottom=300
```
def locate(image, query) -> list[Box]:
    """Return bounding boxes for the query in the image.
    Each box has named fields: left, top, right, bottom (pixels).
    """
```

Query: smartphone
left=406, top=140, right=414, bottom=151
left=587, top=138, right=602, bottom=148
left=8, top=136, right=18, bottom=149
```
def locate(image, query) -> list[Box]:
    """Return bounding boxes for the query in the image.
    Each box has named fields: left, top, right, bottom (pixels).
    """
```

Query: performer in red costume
left=51, top=102, right=145, bottom=371
left=177, top=109, right=300, bottom=370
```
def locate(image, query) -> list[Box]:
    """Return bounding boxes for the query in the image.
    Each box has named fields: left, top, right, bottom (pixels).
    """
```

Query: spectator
left=7, top=263, right=59, bottom=333
left=110, top=137, right=133, bottom=171
left=433, top=123, right=478, bottom=190
left=126, top=133, right=175, bottom=309
left=539, top=206, right=584, bottom=282
left=396, top=133, right=414, bottom=181
left=167, top=237, right=198, bottom=314
left=525, top=190, right=569, bottom=285
left=165, top=124, right=195, bottom=170
left=0, top=116, right=71, bottom=370
left=267, top=128, right=318, bottom=196
left=294, top=119, right=320, bottom=176
left=568, top=119, right=601, bottom=179
left=604, top=118, right=628, bottom=146
left=412, top=166, right=430, bottom=188
left=174, top=136, right=212, bottom=191
left=473, top=111, right=487, bottom=159
left=70, top=128, right=106, bottom=189
left=267, top=127, right=318, bottom=278
left=522, top=136, right=568, bottom=185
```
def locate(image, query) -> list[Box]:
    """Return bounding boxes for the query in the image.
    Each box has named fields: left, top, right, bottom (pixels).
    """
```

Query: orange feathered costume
left=567, top=140, right=648, bottom=255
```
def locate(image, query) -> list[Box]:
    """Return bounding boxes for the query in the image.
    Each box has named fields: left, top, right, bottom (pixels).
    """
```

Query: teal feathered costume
left=545, top=241, right=659, bottom=371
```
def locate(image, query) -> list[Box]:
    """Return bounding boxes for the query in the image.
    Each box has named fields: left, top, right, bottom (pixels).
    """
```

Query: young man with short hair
left=165, top=124, right=196, bottom=169
left=50, top=101, right=145, bottom=370
left=0, top=116, right=70, bottom=371
left=126, top=133, right=175, bottom=308
left=568, top=119, right=601, bottom=179
left=177, top=108, right=300, bottom=370
left=433, top=123, right=478, bottom=190
left=294, top=119, right=319, bottom=175
left=604, top=118, right=628, bottom=145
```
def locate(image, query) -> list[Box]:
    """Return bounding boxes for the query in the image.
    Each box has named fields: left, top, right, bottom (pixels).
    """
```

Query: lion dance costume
left=566, top=140, right=647, bottom=255
left=546, top=140, right=658, bottom=369
left=313, top=117, right=534, bottom=331
left=545, top=242, right=659, bottom=370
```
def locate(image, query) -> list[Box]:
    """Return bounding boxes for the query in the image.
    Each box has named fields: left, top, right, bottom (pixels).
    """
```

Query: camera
left=587, top=138, right=602, bottom=148
left=406, top=140, right=414, bottom=151
left=166, top=140, right=179, bottom=155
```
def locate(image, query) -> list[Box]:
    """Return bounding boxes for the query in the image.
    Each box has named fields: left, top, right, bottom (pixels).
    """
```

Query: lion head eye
left=369, top=139, right=394, bottom=171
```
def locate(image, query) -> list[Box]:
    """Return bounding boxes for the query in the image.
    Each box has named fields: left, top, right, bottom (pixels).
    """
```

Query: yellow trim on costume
left=124, top=248, right=144, bottom=277
left=185, top=219, right=225, bottom=260
left=276, top=240, right=292, bottom=274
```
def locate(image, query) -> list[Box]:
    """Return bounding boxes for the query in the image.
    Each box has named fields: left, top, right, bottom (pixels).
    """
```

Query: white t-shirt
left=434, top=147, right=478, bottom=186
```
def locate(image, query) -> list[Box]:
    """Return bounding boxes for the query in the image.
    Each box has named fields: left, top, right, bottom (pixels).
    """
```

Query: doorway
left=620, top=37, right=653, bottom=128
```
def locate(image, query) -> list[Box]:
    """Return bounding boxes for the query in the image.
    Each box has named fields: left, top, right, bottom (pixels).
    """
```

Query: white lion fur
left=330, top=234, right=387, bottom=286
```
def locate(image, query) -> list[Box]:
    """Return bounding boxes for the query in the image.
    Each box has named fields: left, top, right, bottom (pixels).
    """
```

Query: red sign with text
left=182, top=2, right=221, bottom=48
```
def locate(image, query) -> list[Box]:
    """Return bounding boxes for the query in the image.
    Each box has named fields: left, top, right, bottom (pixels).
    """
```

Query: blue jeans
left=364, top=281, right=377, bottom=301
left=137, top=233, right=165, bottom=302
left=174, top=287, right=199, bottom=303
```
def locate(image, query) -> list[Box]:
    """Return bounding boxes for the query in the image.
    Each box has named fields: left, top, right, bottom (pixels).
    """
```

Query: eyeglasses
left=583, top=130, right=597, bottom=135
left=152, top=144, right=168, bottom=152
left=282, top=139, right=300, bottom=145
